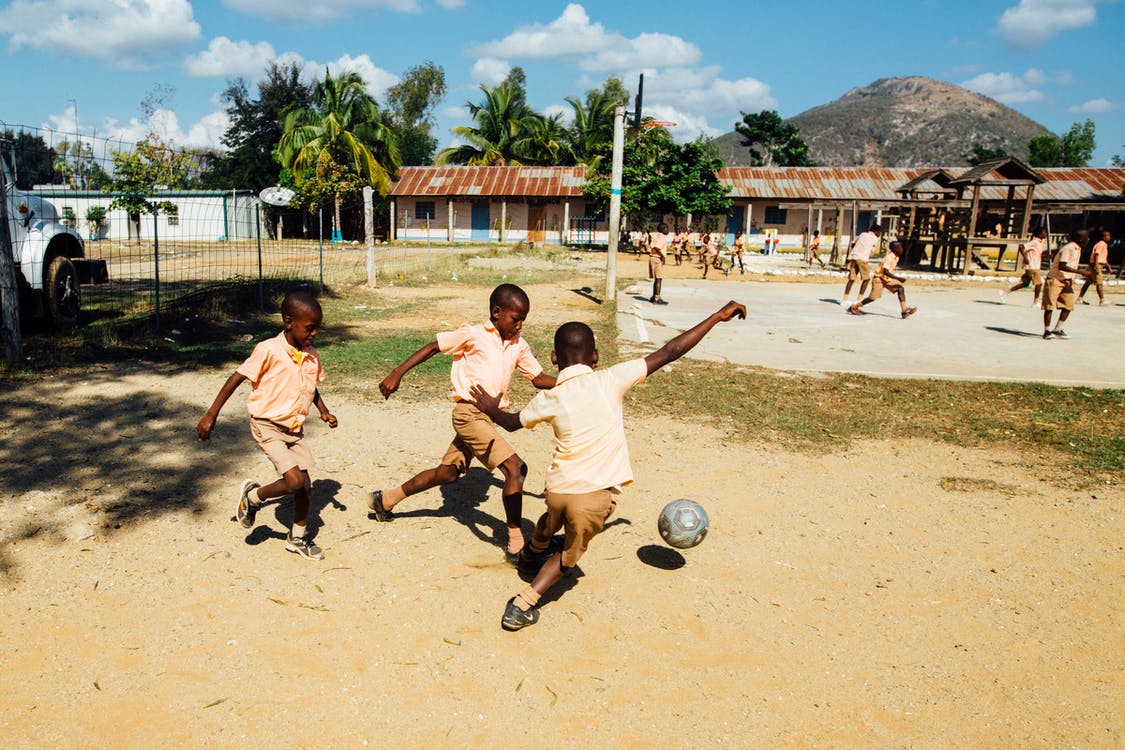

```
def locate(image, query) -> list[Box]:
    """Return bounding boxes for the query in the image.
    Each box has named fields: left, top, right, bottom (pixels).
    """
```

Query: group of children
left=199, top=284, right=745, bottom=631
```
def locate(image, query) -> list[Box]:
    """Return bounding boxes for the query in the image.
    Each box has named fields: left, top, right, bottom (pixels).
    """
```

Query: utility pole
left=606, top=104, right=625, bottom=302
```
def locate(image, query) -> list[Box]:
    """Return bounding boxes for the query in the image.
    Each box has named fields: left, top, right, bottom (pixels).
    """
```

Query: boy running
left=197, top=290, right=338, bottom=560
left=1042, top=229, right=1090, bottom=339
left=848, top=241, right=917, bottom=319
left=1078, top=230, right=1114, bottom=305
left=648, top=222, right=670, bottom=305
left=999, top=227, right=1047, bottom=307
left=730, top=230, right=746, bottom=274
left=369, top=284, right=555, bottom=561
left=806, top=229, right=826, bottom=268
left=470, top=301, right=747, bottom=631
left=842, top=223, right=882, bottom=305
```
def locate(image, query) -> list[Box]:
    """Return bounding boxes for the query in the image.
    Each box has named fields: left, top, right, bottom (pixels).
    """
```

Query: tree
left=512, top=113, right=574, bottom=166
left=51, top=139, right=110, bottom=190
left=966, top=144, right=1009, bottom=165
left=1111, top=147, right=1123, bottom=167
left=107, top=135, right=198, bottom=241
left=735, top=110, right=813, bottom=167
left=566, top=77, right=627, bottom=171
left=1027, top=120, right=1096, bottom=167
left=277, top=69, right=401, bottom=236
left=1, top=129, right=57, bottom=189
left=436, top=81, right=531, bottom=166
left=385, top=61, right=447, bottom=166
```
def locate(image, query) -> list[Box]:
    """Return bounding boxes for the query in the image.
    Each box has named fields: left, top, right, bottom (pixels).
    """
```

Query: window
left=415, top=201, right=435, bottom=220
left=764, top=206, right=787, bottom=225
left=584, top=203, right=606, bottom=222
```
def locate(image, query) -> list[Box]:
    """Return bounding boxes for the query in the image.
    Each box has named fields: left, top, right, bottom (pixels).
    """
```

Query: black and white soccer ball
left=657, top=499, right=710, bottom=549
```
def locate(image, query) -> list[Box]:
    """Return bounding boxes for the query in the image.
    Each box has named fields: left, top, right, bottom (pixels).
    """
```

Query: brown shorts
left=869, top=275, right=903, bottom=300
left=847, top=259, right=871, bottom=282
left=250, top=418, right=314, bottom=475
left=1019, top=268, right=1042, bottom=287
left=1042, top=278, right=1075, bottom=311
left=648, top=255, right=664, bottom=279
left=530, top=489, right=617, bottom=568
left=440, top=402, right=516, bottom=474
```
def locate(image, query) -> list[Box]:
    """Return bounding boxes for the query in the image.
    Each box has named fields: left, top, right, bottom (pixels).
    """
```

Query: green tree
left=107, top=135, right=198, bottom=241
left=735, top=110, right=812, bottom=167
left=1111, top=147, right=1124, bottom=167
left=1027, top=120, right=1096, bottom=167
left=385, top=61, right=447, bottom=166
left=1, top=130, right=57, bottom=189
left=437, top=81, right=531, bottom=166
left=51, top=139, right=110, bottom=190
left=966, top=144, right=1009, bottom=165
left=566, top=77, right=627, bottom=171
left=277, top=69, right=401, bottom=235
left=512, top=113, right=575, bottom=166
left=1028, top=133, right=1063, bottom=167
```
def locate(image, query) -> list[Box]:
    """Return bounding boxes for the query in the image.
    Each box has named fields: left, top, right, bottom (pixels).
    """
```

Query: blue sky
left=0, top=0, right=1122, bottom=164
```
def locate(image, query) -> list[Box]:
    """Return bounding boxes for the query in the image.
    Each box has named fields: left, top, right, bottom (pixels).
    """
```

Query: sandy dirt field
left=1, top=273, right=1122, bottom=748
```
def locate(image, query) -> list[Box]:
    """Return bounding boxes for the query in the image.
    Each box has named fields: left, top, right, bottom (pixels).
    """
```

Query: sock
left=515, top=587, right=540, bottom=611
left=382, top=486, right=406, bottom=508
left=251, top=487, right=264, bottom=505
left=291, top=523, right=307, bottom=539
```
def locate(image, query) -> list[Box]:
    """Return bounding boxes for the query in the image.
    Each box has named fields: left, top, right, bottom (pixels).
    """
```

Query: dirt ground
left=1, top=272, right=1122, bottom=748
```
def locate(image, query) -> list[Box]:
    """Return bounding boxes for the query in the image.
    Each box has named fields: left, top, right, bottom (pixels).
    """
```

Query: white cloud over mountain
left=997, top=0, right=1110, bottom=50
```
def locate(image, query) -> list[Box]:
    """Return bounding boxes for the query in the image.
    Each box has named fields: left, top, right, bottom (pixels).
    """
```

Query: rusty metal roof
left=948, top=157, right=1044, bottom=186
left=1033, top=168, right=1125, bottom=201
left=719, top=167, right=926, bottom=201
left=389, top=166, right=587, bottom=197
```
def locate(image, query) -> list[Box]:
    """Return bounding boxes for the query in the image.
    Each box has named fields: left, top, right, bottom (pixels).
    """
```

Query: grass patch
left=938, top=477, right=1021, bottom=495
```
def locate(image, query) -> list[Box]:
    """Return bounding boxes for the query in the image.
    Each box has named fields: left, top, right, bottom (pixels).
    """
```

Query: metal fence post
left=255, top=204, right=264, bottom=310
left=363, top=186, right=375, bottom=287
left=0, top=158, right=23, bottom=362
left=317, top=208, right=324, bottom=294
left=152, top=211, right=161, bottom=331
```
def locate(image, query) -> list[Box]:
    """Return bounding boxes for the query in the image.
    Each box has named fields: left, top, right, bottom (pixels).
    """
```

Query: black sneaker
left=367, top=490, right=393, bottom=522
left=236, top=480, right=260, bottom=528
left=1042, top=330, right=1052, bottom=339
left=501, top=597, right=539, bottom=631
left=285, top=532, right=324, bottom=560
left=1053, top=329, right=1068, bottom=339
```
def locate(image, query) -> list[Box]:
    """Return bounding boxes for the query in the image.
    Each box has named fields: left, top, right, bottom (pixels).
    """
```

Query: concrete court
left=617, top=280, right=1125, bottom=389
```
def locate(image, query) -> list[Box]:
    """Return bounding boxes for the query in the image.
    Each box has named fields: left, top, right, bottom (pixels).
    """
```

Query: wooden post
left=963, top=185, right=981, bottom=275
left=1019, top=186, right=1034, bottom=237
left=500, top=200, right=507, bottom=243
left=364, top=186, right=376, bottom=287
left=447, top=199, right=454, bottom=243
left=831, top=204, right=844, bottom=264
left=562, top=200, right=570, bottom=245
left=0, top=161, right=23, bottom=362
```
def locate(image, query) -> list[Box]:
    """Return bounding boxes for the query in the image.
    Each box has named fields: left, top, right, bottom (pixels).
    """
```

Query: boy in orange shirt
left=197, top=290, right=338, bottom=560
left=999, top=227, right=1047, bottom=307
left=842, top=223, right=882, bottom=305
left=1042, top=229, right=1090, bottom=339
left=1078, top=230, right=1114, bottom=305
left=471, top=301, right=747, bottom=631
left=848, top=241, right=917, bottom=318
left=370, top=284, right=556, bottom=561
left=648, top=222, right=670, bottom=305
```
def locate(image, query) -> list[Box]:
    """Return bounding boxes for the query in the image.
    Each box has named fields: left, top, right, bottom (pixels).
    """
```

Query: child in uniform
left=648, top=222, right=670, bottom=305
left=1078, top=230, right=1114, bottom=305
left=369, top=284, right=556, bottom=560
left=842, top=223, right=882, bottom=305
left=806, top=229, right=826, bottom=268
left=197, top=290, right=338, bottom=560
left=730, top=230, right=746, bottom=274
left=848, top=241, right=917, bottom=318
left=1000, top=227, right=1047, bottom=307
left=1042, top=229, right=1090, bottom=339
left=470, top=301, right=747, bottom=630
left=700, top=232, right=719, bottom=278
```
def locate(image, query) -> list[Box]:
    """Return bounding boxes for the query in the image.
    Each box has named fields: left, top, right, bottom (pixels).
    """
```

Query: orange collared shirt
left=1024, top=236, right=1044, bottom=269
left=519, top=359, right=648, bottom=494
left=237, top=332, right=324, bottom=431
left=848, top=231, right=879, bottom=261
left=436, top=321, right=543, bottom=408
left=878, top=251, right=900, bottom=277
left=1090, top=240, right=1108, bottom=265
left=1048, top=241, right=1081, bottom=281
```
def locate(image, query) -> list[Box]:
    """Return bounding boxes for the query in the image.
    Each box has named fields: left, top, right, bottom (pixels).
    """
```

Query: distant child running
left=1042, top=229, right=1090, bottom=339
left=470, top=301, right=747, bottom=631
left=842, top=223, right=882, bottom=305
left=648, top=222, right=670, bottom=305
left=730, top=230, right=746, bottom=274
left=806, top=229, right=826, bottom=268
left=369, top=284, right=556, bottom=561
left=700, top=232, right=719, bottom=278
left=848, top=241, right=917, bottom=318
left=1078, top=230, right=1114, bottom=305
left=197, top=290, right=338, bottom=560
left=999, top=227, right=1047, bottom=307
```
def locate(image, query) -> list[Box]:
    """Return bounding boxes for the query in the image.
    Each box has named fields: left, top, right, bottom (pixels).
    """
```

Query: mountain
left=713, top=76, right=1052, bottom=168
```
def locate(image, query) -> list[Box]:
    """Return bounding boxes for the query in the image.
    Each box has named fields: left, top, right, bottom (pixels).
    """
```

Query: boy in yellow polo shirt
left=370, top=284, right=556, bottom=561
left=471, top=300, right=747, bottom=631
left=197, top=290, right=338, bottom=560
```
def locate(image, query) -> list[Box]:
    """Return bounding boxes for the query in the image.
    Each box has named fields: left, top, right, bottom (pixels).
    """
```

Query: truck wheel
left=46, top=256, right=81, bottom=328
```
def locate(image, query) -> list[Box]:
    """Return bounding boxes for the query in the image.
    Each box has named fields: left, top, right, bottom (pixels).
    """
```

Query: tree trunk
left=334, top=194, right=342, bottom=240
left=0, top=165, right=24, bottom=362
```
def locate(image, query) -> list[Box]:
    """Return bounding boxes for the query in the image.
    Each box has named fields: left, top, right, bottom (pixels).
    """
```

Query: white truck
left=2, top=144, right=107, bottom=327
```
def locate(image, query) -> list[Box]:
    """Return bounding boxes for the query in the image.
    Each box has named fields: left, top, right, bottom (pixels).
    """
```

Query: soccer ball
left=658, top=499, right=710, bottom=549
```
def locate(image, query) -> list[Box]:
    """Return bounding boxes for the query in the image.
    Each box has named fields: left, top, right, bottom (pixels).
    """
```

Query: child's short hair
left=889, top=240, right=904, bottom=253
left=282, top=290, right=322, bottom=319
left=554, top=321, right=595, bottom=362
left=869, top=223, right=884, bottom=234
left=489, top=283, right=530, bottom=311
left=657, top=222, right=668, bottom=233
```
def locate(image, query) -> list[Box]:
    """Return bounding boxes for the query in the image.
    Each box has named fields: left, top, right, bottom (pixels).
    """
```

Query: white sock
left=291, top=524, right=307, bottom=539
left=251, top=488, right=264, bottom=506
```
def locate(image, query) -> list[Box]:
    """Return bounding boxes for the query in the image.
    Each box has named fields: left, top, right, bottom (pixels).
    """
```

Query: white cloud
left=1068, top=98, right=1116, bottom=113
left=961, top=69, right=1048, bottom=104
left=471, top=57, right=511, bottom=86
left=997, top=0, right=1109, bottom=50
left=631, top=66, right=776, bottom=140
left=442, top=105, right=469, bottom=120
left=435, top=0, right=465, bottom=7
left=473, top=4, right=700, bottom=71
left=0, top=0, right=201, bottom=70
left=321, top=54, right=399, bottom=100
left=222, top=0, right=419, bottom=24
left=185, top=37, right=277, bottom=78
left=56, top=107, right=230, bottom=151
left=542, top=103, right=573, bottom=124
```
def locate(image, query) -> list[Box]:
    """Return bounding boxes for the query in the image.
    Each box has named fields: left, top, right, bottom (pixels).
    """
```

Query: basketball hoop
left=642, top=121, right=678, bottom=129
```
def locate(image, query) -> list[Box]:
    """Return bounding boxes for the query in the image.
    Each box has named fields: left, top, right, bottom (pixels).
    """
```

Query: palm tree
left=436, top=82, right=529, bottom=166
left=512, top=113, right=575, bottom=166
left=566, top=89, right=617, bottom=171
left=278, top=69, right=401, bottom=235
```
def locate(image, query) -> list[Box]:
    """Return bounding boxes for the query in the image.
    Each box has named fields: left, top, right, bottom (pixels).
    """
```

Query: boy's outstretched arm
left=197, top=371, right=248, bottom=441
left=644, top=301, right=746, bottom=376
left=531, top=372, right=556, bottom=389
left=468, top=384, right=523, bottom=433
left=379, top=340, right=441, bottom=399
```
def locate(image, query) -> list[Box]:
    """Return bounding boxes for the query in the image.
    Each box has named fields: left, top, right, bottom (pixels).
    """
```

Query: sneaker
left=1031, top=299, right=1041, bottom=308
left=847, top=303, right=863, bottom=316
left=1042, top=330, right=1052, bottom=339
left=285, top=532, right=324, bottom=560
left=997, top=290, right=1006, bottom=304
left=367, top=490, right=392, bottom=522
left=236, top=480, right=261, bottom=528
left=501, top=597, right=539, bottom=631
left=841, top=298, right=849, bottom=306
left=901, top=307, right=918, bottom=319
left=655, top=298, right=669, bottom=305
left=1079, top=299, right=1090, bottom=305
left=1052, top=329, right=1068, bottom=339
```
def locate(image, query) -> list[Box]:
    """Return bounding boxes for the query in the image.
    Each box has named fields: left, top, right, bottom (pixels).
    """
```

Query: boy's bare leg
left=858, top=279, right=871, bottom=298
left=382, top=464, right=459, bottom=510
left=498, top=454, right=527, bottom=554
left=511, top=553, right=565, bottom=612
left=896, top=287, right=908, bottom=313
left=256, top=466, right=309, bottom=505
left=1033, top=284, right=1042, bottom=304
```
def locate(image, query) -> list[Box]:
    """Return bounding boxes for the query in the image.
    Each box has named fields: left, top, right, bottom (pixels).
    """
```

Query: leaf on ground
left=515, top=677, right=525, bottom=693
left=93, top=681, right=101, bottom=691
left=298, top=603, right=330, bottom=612
left=204, top=698, right=229, bottom=709
left=546, top=685, right=558, bottom=706
left=268, top=598, right=287, bottom=606
left=442, top=637, right=462, bottom=646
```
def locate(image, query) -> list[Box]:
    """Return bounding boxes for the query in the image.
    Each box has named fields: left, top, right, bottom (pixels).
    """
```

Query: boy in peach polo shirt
left=197, top=290, right=338, bottom=560
left=848, top=241, right=917, bottom=319
left=471, top=300, right=746, bottom=631
left=370, top=284, right=556, bottom=561
left=648, top=222, right=670, bottom=305
left=1078, top=230, right=1114, bottom=305
left=1000, top=227, right=1047, bottom=307
left=1042, top=229, right=1091, bottom=339
left=842, top=223, right=882, bottom=305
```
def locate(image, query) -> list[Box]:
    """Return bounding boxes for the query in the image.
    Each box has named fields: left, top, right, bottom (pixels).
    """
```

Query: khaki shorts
left=869, top=275, right=903, bottom=300
left=530, top=489, right=617, bottom=568
left=648, top=254, right=664, bottom=279
left=1019, top=268, right=1042, bottom=287
left=250, top=418, right=314, bottom=475
left=847, top=259, right=871, bottom=282
left=1042, top=278, right=1075, bottom=311
left=440, top=401, right=516, bottom=474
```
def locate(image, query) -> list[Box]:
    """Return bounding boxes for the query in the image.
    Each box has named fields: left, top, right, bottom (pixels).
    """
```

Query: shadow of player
left=984, top=326, right=1042, bottom=338
left=242, top=477, right=345, bottom=544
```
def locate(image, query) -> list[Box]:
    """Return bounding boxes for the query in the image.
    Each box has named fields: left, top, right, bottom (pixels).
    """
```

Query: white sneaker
left=1030, top=299, right=1040, bottom=308
left=998, top=290, right=1006, bottom=304
left=841, top=298, right=849, bottom=306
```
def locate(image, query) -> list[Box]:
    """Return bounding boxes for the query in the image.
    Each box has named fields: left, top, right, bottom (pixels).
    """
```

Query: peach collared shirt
left=878, top=251, right=900, bottom=277
left=237, top=332, right=324, bottom=431
left=1090, top=240, right=1108, bottom=265
left=519, top=359, right=648, bottom=494
left=848, top=231, right=879, bottom=261
left=436, top=321, right=543, bottom=409
left=1048, top=241, right=1081, bottom=281
left=650, top=231, right=669, bottom=259
left=1024, top=236, right=1044, bottom=269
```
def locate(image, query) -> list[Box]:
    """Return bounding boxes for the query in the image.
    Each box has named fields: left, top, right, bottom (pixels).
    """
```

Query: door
left=471, top=203, right=490, bottom=241
left=527, top=206, right=545, bottom=243
left=725, top=205, right=745, bottom=246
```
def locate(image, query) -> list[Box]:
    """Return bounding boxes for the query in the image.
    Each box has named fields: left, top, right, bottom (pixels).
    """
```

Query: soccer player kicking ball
left=848, top=241, right=917, bottom=319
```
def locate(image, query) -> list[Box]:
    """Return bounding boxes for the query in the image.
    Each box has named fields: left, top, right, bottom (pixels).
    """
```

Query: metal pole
left=606, top=104, right=626, bottom=302
left=153, top=211, right=161, bottom=331
left=364, top=186, right=375, bottom=287
left=317, top=208, right=324, bottom=293
left=0, top=156, right=24, bottom=361
left=256, top=204, right=264, bottom=308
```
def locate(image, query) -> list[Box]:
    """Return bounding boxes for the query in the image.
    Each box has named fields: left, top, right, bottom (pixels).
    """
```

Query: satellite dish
left=259, top=186, right=295, bottom=206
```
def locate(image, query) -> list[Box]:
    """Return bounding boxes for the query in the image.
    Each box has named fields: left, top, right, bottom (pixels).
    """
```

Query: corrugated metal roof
left=719, top=167, right=924, bottom=200
left=1033, top=168, right=1125, bottom=200
left=389, top=166, right=587, bottom=197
